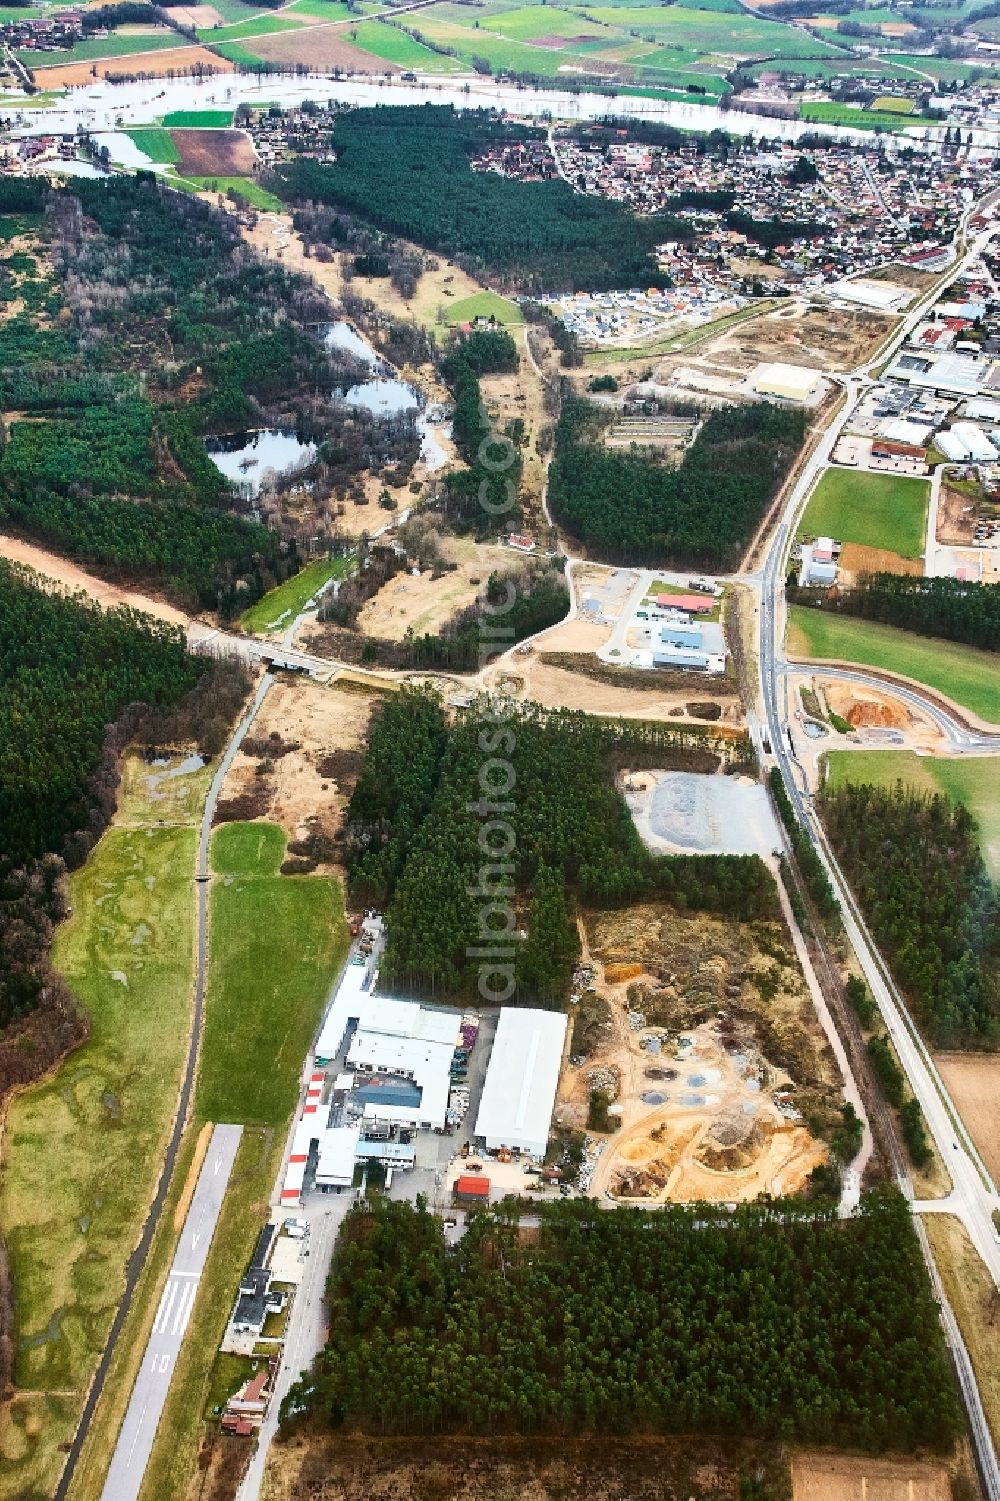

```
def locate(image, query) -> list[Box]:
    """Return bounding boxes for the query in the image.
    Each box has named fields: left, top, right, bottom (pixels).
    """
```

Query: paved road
left=779, top=662, right=1000, bottom=750
left=757, top=201, right=1000, bottom=1499
left=235, top=1196, right=355, bottom=1501
left=101, top=1126, right=243, bottom=1501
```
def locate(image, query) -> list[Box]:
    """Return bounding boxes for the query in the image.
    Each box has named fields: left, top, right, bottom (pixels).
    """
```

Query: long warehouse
left=474, top=1007, right=567, bottom=1160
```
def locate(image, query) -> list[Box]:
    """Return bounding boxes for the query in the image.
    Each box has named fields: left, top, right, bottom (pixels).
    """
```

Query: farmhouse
left=475, top=1007, right=567, bottom=1160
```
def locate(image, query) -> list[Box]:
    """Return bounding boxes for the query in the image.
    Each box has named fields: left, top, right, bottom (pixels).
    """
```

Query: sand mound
left=824, top=682, right=909, bottom=729
left=696, top=1114, right=765, bottom=1172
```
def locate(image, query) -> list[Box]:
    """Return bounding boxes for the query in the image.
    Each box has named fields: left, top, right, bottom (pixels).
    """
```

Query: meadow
left=161, top=107, right=233, bottom=127
left=347, top=18, right=464, bottom=67
left=196, top=12, right=303, bottom=41
left=444, top=290, right=524, bottom=326
left=799, top=99, right=916, bottom=130
left=17, top=30, right=180, bottom=63
left=125, top=126, right=180, bottom=163
left=824, top=750, right=1000, bottom=880
left=787, top=606, right=1000, bottom=724
left=239, top=553, right=356, bottom=633
left=0, top=757, right=202, bottom=1499
left=197, top=821, right=349, bottom=1126
left=799, top=468, right=929, bottom=559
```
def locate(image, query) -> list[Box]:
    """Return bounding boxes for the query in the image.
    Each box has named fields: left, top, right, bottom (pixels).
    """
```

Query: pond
left=802, top=720, right=829, bottom=739
left=338, top=377, right=421, bottom=417
left=204, top=429, right=316, bottom=493
left=322, top=320, right=377, bottom=365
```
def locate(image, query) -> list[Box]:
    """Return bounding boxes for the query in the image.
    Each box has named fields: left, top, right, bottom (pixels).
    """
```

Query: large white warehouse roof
left=475, top=1007, right=567, bottom=1159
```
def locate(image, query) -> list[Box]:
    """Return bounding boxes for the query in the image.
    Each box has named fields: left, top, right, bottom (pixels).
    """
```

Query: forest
left=438, top=326, right=523, bottom=534
left=287, top=1191, right=960, bottom=1451
left=820, top=783, right=999, bottom=1046
left=788, top=573, right=1000, bottom=653
left=0, top=562, right=207, bottom=1101
left=272, top=107, right=693, bottom=293
left=0, top=178, right=406, bottom=611
left=548, top=399, right=805, bottom=570
left=345, top=690, right=769, bottom=1002
left=768, top=768, right=837, bottom=916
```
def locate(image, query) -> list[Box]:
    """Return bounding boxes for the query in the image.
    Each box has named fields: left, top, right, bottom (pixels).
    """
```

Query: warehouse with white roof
left=474, top=1007, right=567, bottom=1160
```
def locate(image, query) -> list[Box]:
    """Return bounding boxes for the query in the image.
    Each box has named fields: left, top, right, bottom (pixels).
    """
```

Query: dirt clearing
left=215, top=677, right=381, bottom=874
left=0, top=531, right=190, bottom=626
left=822, top=679, right=912, bottom=730
left=561, top=904, right=840, bottom=1205
left=838, top=542, right=923, bottom=580
left=171, top=127, right=255, bottom=176
left=356, top=537, right=511, bottom=641
left=792, top=1453, right=950, bottom=1501
left=263, top=1432, right=789, bottom=1501
left=486, top=654, right=742, bottom=725
left=669, top=302, right=890, bottom=380
left=32, top=43, right=232, bottom=87
left=246, top=24, right=399, bottom=70
left=934, top=1053, right=1000, bottom=1184
left=163, top=3, right=221, bottom=24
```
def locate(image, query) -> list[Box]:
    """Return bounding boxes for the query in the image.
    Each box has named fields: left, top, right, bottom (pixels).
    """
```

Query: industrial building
left=751, top=361, right=821, bottom=403
left=474, top=1007, right=567, bottom=1160
left=935, top=422, right=999, bottom=463
left=886, top=350, right=993, bottom=399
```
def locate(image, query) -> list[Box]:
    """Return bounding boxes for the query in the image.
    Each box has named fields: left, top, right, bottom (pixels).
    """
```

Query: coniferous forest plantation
left=286, top=1193, right=960, bottom=1451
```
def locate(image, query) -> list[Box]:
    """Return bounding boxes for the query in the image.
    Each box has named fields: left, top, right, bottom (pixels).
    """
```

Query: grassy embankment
left=924, top=1216, right=1000, bottom=1453
left=824, top=750, right=1000, bottom=881
left=67, top=817, right=348, bottom=1501
left=238, top=554, right=356, bottom=635
left=787, top=606, right=1000, bottom=725
left=131, top=820, right=348, bottom=1501
left=0, top=754, right=210, bottom=1501
left=799, top=468, right=929, bottom=559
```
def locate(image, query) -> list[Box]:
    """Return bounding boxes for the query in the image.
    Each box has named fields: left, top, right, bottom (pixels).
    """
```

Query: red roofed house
left=655, top=593, right=714, bottom=613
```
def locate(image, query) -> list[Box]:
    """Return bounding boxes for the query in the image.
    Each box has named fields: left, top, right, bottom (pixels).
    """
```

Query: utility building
left=474, top=1007, right=567, bottom=1160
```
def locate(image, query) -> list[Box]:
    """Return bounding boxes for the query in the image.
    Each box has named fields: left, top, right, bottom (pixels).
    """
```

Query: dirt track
left=0, top=532, right=190, bottom=626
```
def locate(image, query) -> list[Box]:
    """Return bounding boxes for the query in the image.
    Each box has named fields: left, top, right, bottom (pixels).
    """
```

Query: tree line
left=820, top=782, right=998, bottom=1047
left=284, top=1190, right=960, bottom=1451
left=345, top=690, right=776, bottom=1003
left=548, top=398, right=805, bottom=570
left=271, top=106, right=695, bottom=294
left=788, top=573, right=1000, bottom=653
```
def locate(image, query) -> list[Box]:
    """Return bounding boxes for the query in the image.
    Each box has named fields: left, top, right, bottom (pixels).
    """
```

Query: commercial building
left=935, top=422, right=999, bottom=463
left=751, top=361, right=821, bottom=403
left=475, top=1007, right=567, bottom=1160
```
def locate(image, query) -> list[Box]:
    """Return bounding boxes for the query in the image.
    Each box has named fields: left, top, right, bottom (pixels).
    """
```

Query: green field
left=348, top=17, right=464, bottom=67
left=578, top=2, right=851, bottom=54
left=286, top=0, right=356, bottom=15
left=885, top=53, right=987, bottom=81
left=824, top=750, right=1000, bottom=880
left=18, top=29, right=180, bottom=63
left=787, top=607, right=1000, bottom=725
left=0, top=757, right=203, bottom=1499
left=239, top=553, right=355, bottom=634
left=799, top=100, right=917, bottom=131
left=125, top=125, right=180, bottom=163
left=197, top=822, right=349, bottom=1126
left=746, top=55, right=913, bottom=78
left=161, top=108, right=234, bottom=127
left=799, top=468, right=929, bottom=559
left=189, top=175, right=284, bottom=209
left=444, top=289, right=524, bottom=327
left=197, top=12, right=302, bottom=41
left=871, top=93, right=915, bottom=112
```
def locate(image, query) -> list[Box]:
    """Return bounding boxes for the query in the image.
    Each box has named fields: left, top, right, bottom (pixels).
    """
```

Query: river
left=10, top=65, right=994, bottom=148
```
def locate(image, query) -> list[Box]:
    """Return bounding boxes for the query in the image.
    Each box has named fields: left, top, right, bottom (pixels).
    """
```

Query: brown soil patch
left=671, top=303, right=888, bottom=381
left=822, top=680, right=911, bottom=729
left=934, top=1052, right=1000, bottom=1185
left=792, top=1452, right=950, bottom=1501
left=0, top=531, right=190, bottom=627
left=487, top=655, right=742, bottom=725
left=356, top=536, right=511, bottom=642
left=171, top=127, right=255, bottom=176
left=937, top=483, right=999, bottom=546
left=264, top=1433, right=789, bottom=1501
left=32, top=43, right=232, bottom=87
left=559, top=905, right=839, bottom=1205
left=173, top=1121, right=213, bottom=1231
left=215, top=677, right=379, bottom=875
left=163, top=4, right=221, bottom=25
left=246, top=23, right=399, bottom=70
left=838, top=542, right=923, bottom=581
left=514, top=613, right=602, bottom=654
